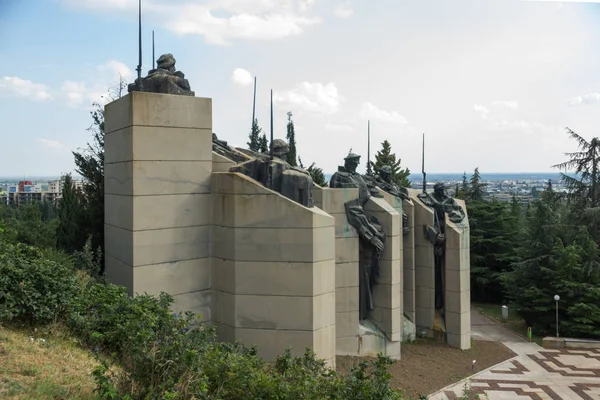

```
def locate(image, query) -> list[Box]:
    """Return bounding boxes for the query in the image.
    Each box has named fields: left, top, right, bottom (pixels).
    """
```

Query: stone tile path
left=429, top=309, right=600, bottom=399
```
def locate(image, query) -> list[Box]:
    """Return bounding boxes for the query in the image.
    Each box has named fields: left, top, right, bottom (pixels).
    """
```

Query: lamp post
left=554, top=294, right=560, bottom=338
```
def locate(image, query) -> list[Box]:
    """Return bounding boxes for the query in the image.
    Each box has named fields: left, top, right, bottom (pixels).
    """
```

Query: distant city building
left=4, top=178, right=85, bottom=206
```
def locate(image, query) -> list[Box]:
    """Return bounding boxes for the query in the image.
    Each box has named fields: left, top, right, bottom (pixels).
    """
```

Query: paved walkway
left=429, top=308, right=600, bottom=399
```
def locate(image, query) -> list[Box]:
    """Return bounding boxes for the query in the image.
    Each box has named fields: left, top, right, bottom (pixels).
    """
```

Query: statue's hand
left=371, top=236, right=384, bottom=253
left=436, top=233, right=445, bottom=243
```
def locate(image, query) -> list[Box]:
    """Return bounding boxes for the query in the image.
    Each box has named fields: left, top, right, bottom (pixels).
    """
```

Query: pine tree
left=259, top=134, right=269, bottom=153
left=285, top=112, right=297, bottom=166
left=370, top=140, right=411, bottom=187
left=467, top=167, right=487, bottom=201
left=72, top=75, right=126, bottom=271
left=248, top=118, right=262, bottom=152
left=298, top=157, right=327, bottom=186
left=56, top=174, right=85, bottom=253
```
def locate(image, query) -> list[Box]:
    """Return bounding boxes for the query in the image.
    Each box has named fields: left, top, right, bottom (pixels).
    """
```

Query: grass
left=0, top=323, right=98, bottom=400
left=472, top=302, right=544, bottom=345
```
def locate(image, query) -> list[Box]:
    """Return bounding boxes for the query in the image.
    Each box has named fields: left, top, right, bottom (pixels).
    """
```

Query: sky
left=0, top=0, right=599, bottom=177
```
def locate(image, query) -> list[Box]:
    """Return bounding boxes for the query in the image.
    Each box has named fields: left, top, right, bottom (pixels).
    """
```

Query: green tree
left=467, top=167, right=487, bottom=201
left=259, top=133, right=269, bottom=153
left=0, top=203, right=58, bottom=248
left=298, top=157, right=327, bottom=186
left=370, top=140, right=411, bottom=187
left=56, top=174, right=85, bottom=253
left=72, top=76, right=126, bottom=268
left=285, top=112, right=297, bottom=166
left=247, top=118, right=262, bottom=152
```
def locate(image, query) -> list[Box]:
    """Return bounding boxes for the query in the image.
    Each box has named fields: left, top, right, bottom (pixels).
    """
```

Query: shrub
left=0, top=241, right=80, bottom=324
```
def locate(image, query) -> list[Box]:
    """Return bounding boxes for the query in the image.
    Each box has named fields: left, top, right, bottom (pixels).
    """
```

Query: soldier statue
left=229, top=139, right=314, bottom=208
left=374, top=165, right=410, bottom=235
left=417, top=182, right=465, bottom=311
left=330, top=152, right=385, bottom=320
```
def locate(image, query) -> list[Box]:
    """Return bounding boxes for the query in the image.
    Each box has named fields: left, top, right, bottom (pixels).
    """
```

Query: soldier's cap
left=272, top=138, right=290, bottom=152
left=380, top=165, right=392, bottom=174
left=434, top=182, right=445, bottom=190
left=344, top=152, right=361, bottom=161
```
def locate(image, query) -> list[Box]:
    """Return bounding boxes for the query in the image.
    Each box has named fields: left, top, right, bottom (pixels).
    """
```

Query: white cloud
left=568, top=92, right=600, bottom=106
left=492, top=100, right=519, bottom=109
left=232, top=68, right=253, bottom=86
left=98, top=60, right=133, bottom=81
left=274, top=82, right=343, bottom=115
left=325, top=122, right=353, bottom=132
left=61, top=0, right=321, bottom=46
left=36, top=138, right=65, bottom=150
left=334, top=2, right=354, bottom=18
left=359, top=102, right=407, bottom=124
left=0, top=77, right=52, bottom=101
left=473, top=104, right=490, bottom=118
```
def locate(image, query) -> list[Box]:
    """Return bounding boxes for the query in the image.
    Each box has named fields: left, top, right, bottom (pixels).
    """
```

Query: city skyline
left=0, top=0, right=599, bottom=176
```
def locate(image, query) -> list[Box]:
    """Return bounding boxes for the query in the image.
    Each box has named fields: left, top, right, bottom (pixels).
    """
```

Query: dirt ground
left=337, top=339, right=516, bottom=399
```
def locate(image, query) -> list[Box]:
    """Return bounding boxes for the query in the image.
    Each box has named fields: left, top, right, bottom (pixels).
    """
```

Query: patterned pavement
left=429, top=311, right=600, bottom=399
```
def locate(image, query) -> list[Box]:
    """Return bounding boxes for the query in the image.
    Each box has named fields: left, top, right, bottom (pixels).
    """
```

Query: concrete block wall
left=408, top=189, right=436, bottom=335
left=211, top=173, right=336, bottom=365
left=313, top=187, right=360, bottom=355
left=363, top=197, right=402, bottom=350
left=444, top=199, right=471, bottom=350
left=212, top=152, right=235, bottom=172
left=379, top=191, right=416, bottom=325
left=104, top=92, right=213, bottom=321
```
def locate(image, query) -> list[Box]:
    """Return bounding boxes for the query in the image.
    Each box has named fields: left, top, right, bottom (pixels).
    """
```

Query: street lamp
left=554, top=294, right=560, bottom=338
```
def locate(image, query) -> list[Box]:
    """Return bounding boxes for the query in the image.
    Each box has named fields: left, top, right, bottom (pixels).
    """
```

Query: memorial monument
left=373, top=165, right=410, bottom=236
left=128, top=53, right=195, bottom=96
left=330, top=152, right=386, bottom=320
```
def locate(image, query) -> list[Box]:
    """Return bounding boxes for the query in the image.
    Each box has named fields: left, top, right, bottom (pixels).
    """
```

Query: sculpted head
left=379, top=165, right=393, bottom=182
left=272, top=139, right=290, bottom=159
left=344, top=152, right=361, bottom=173
left=433, top=182, right=446, bottom=197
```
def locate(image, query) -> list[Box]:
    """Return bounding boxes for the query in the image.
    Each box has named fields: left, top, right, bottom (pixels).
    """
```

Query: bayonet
left=268, top=89, right=274, bottom=189
left=367, top=120, right=372, bottom=176
left=135, top=0, right=143, bottom=91
left=252, top=77, right=257, bottom=132
left=152, top=30, right=155, bottom=70
left=421, top=133, right=427, bottom=193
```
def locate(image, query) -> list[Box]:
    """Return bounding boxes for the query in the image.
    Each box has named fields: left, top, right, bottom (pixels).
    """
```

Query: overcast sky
left=1, top=0, right=599, bottom=176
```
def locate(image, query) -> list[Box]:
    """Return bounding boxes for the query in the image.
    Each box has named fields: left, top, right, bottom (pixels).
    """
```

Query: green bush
left=0, top=241, right=80, bottom=324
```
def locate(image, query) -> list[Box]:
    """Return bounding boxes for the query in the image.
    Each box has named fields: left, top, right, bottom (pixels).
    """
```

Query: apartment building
left=6, top=178, right=85, bottom=206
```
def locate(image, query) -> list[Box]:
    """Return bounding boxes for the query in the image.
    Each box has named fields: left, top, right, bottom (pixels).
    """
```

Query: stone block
left=105, top=161, right=212, bottom=196
left=133, top=258, right=211, bottom=296
left=446, top=248, right=470, bottom=271
left=445, top=227, right=469, bottom=250
left=215, top=322, right=235, bottom=342
left=415, top=245, right=434, bottom=268
left=312, top=325, right=337, bottom=362
left=234, top=293, right=335, bottom=331
left=380, top=235, right=401, bottom=262
left=104, top=126, right=213, bottom=163
left=211, top=258, right=235, bottom=294
left=335, top=237, right=359, bottom=264
left=445, top=311, right=470, bottom=336
left=212, top=226, right=334, bottom=263
left=105, top=194, right=133, bottom=231
left=234, top=329, right=313, bottom=362
left=337, top=336, right=359, bottom=355
left=446, top=289, right=470, bottom=314
left=336, top=262, right=359, bottom=288
left=415, top=306, right=434, bottom=330
left=331, top=212, right=358, bottom=238
left=134, top=194, right=213, bottom=231
left=445, top=267, right=470, bottom=293
left=211, top=290, right=236, bottom=326
left=447, top=332, right=471, bottom=350
left=372, top=282, right=401, bottom=310
left=415, top=265, right=434, bottom=289
left=336, top=287, right=359, bottom=313
left=211, top=172, right=271, bottom=195
left=104, top=254, right=133, bottom=295
left=542, top=337, right=566, bottom=349
left=104, top=92, right=212, bottom=133
left=416, top=285, right=434, bottom=309
left=370, top=307, right=402, bottom=342
left=230, top=259, right=334, bottom=297
left=212, top=191, right=334, bottom=229
left=378, top=258, right=401, bottom=285
left=171, top=289, right=212, bottom=321
left=317, top=188, right=359, bottom=214
left=212, top=152, right=236, bottom=172
left=106, top=225, right=212, bottom=267
left=336, top=311, right=359, bottom=338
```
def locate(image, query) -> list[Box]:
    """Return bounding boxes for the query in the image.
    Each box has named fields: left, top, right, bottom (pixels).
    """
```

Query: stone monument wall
left=313, top=187, right=360, bottom=355
left=211, top=173, right=337, bottom=366
left=444, top=199, right=471, bottom=349
left=104, top=92, right=213, bottom=321
left=363, top=197, right=403, bottom=348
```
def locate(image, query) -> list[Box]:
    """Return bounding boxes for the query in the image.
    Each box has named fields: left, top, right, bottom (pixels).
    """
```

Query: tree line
left=462, top=129, right=600, bottom=338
